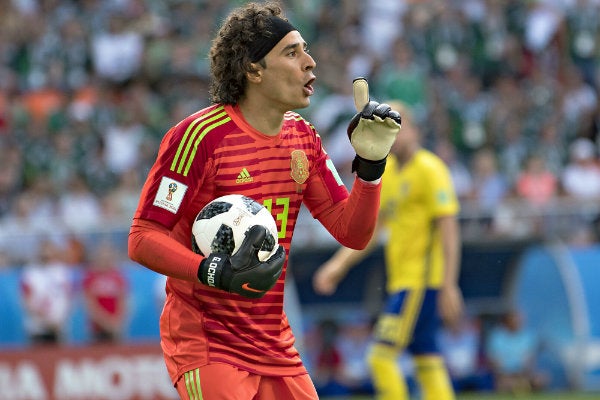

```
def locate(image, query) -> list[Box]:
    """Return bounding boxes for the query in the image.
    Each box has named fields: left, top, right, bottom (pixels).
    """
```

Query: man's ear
left=246, top=63, right=262, bottom=83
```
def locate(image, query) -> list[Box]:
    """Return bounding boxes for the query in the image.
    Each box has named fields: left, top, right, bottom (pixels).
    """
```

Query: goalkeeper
left=128, top=2, right=401, bottom=399
left=314, top=101, right=463, bottom=400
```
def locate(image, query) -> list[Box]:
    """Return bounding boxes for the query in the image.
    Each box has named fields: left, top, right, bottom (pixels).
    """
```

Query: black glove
left=198, top=225, right=285, bottom=299
left=347, top=77, right=402, bottom=181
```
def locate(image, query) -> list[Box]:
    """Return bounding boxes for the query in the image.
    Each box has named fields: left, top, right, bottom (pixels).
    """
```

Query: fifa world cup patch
left=153, top=176, right=188, bottom=214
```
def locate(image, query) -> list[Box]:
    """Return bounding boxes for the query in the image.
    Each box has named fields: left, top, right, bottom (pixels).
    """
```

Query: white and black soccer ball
left=191, top=194, right=278, bottom=261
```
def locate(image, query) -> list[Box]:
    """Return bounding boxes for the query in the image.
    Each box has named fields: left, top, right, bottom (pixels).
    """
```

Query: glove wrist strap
left=352, top=155, right=387, bottom=181
left=198, top=255, right=230, bottom=290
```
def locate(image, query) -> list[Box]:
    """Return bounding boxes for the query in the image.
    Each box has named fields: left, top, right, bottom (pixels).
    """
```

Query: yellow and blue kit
left=369, top=149, right=459, bottom=400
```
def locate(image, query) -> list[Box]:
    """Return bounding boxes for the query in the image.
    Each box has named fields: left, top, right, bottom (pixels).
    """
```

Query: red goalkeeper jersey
left=131, top=104, right=380, bottom=383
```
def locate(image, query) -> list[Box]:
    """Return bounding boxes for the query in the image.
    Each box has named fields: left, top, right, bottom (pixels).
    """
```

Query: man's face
left=255, top=31, right=316, bottom=112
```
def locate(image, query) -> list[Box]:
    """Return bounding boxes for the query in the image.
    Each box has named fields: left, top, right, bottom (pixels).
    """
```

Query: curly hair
left=209, top=2, right=288, bottom=105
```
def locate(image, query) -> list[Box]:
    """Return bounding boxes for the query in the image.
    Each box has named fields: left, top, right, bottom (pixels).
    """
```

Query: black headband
left=249, top=16, right=296, bottom=62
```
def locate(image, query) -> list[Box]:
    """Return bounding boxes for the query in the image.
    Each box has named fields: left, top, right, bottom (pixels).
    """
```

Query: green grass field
left=457, top=392, right=600, bottom=400
left=322, top=392, right=600, bottom=400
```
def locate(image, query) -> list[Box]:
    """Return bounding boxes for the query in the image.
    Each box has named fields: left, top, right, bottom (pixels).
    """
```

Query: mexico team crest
left=290, top=149, right=309, bottom=184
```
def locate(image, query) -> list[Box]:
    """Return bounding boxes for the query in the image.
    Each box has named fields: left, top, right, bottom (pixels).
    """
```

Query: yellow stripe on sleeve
left=182, top=117, right=231, bottom=176
left=170, top=106, right=227, bottom=174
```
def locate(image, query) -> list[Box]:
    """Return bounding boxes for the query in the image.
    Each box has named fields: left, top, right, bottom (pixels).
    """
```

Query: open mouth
left=304, top=77, right=316, bottom=95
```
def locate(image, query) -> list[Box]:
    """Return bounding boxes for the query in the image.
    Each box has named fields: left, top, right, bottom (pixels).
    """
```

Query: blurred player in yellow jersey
left=313, top=101, right=464, bottom=400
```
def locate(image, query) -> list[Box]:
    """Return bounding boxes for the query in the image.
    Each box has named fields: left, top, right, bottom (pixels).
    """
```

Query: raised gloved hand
left=198, top=225, right=285, bottom=299
left=347, top=77, right=402, bottom=181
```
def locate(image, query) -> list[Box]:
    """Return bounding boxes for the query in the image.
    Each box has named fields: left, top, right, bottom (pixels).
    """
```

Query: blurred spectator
left=312, top=319, right=349, bottom=397
left=0, top=144, right=24, bottom=219
left=497, top=118, right=529, bottom=186
left=20, top=238, right=74, bottom=345
left=467, top=147, right=509, bottom=230
left=47, top=128, right=80, bottom=188
left=491, top=151, right=561, bottom=238
left=56, top=174, right=103, bottom=233
left=561, top=137, right=600, bottom=200
left=467, top=0, right=519, bottom=86
left=0, top=190, right=53, bottom=265
left=426, top=5, right=475, bottom=75
left=522, top=64, right=560, bottom=143
left=375, top=38, right=430, bottom=123
left=445, top=70, right=491, bottom=155
left=91, top=14, right=144, bottom=83
left=63, top=233, right=87, bottom=267
left=560, top=64, right=597, bottom=138
left=564, top=0, right=600, bottom=88
left=20, top=75, right=66, bottom=126
left=82, top=241, right=129, bottom=343
left=560, top=137, right=600, bottom=244
left=102, top=168, right=142, bottom=224
left=536, top=118, right=568, bottom=177
left=437, top=315, right=493, bottom=393
left=57, top=15, right=90, bottom=89
left=335, top=321, right=375, bottom=396
left=523, top=0, right=563, bottom=57
left=485, top=309, right=548, bottom=394
left=515, top=152, right=559, bottom=207
left=359, top=0, right=405, bottom=58
left=101, top=105, right=147, bottom=176
left=434, top=139, right=473, bottom=201
left=487, top=74, right=529, bottom=154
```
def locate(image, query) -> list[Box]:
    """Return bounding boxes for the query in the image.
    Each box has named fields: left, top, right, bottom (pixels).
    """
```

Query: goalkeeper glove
left=347, top=77, right=402, bottom=181
left=198, top=225, right=285, bottom=299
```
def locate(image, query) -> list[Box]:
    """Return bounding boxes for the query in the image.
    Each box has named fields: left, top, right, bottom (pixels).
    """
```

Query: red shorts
left=175, top=363, right=318, bottom=400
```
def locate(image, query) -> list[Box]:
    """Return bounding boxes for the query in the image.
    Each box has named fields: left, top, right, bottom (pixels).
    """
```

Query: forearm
left=332, top=219, right=381, bottom=266
left=318, top=177, right=381, bottom=250
left=327, top=246, right=366, bottom=276
left=128, top=218, right=202, bottom=282
left=439, top=215, right=461, bottom=287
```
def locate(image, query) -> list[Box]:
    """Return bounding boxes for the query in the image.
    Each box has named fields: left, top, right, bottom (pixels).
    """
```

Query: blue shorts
left=372, top=288, right=441, bottom=355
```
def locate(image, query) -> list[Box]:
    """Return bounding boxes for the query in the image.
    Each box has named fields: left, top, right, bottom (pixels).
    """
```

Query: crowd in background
left=1, top=0, right=600, bottom=265
left=305, top=308, right=550, bottom=397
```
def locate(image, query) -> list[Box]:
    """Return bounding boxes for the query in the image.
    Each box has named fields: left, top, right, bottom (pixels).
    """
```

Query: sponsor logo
left=236, top=168, right=253, bottom=183
left=241, top=282, right=264, bottom=293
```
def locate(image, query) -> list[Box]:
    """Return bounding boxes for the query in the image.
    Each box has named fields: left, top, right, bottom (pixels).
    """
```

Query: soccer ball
left=191, top=194, right=278, bottom=261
